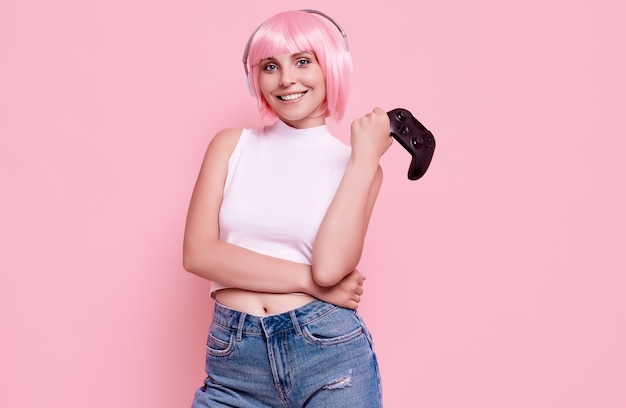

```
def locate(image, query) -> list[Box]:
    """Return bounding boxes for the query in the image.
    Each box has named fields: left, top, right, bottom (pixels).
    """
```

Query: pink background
left=1, top=0, right=625, bottom=407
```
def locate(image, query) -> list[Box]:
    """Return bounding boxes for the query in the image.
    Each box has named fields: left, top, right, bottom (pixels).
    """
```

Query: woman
left=184, top=9, right=391, bottom=407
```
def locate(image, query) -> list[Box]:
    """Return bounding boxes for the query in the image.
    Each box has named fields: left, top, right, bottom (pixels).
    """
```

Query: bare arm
left=183, top=128, right=315, bottom=293
left=311, top=108, right=392, bottom=286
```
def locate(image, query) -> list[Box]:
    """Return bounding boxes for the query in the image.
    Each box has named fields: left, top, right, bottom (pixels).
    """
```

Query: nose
left=279, top=66, right=296, bottom=87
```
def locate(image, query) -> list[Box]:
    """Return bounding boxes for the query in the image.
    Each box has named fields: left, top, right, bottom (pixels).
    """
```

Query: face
left=258, top=52, right=327, bottom=129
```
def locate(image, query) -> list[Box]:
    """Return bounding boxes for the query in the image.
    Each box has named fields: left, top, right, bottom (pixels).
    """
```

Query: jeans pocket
left=206, top=324, right=236, bottom=357
left=302, top=309, right=365, bottom=346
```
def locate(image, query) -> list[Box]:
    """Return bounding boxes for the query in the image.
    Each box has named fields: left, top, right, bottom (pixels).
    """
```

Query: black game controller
left=387, top=108, right=436, bottom=180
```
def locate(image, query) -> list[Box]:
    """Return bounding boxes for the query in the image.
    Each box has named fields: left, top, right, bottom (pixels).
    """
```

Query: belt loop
left=289, top=310, right=302, bottom=336
left=236, top=312, right=247, bottom=341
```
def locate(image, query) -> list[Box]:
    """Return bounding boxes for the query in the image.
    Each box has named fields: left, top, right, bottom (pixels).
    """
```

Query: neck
left=279, top=115, right=326, bottom=129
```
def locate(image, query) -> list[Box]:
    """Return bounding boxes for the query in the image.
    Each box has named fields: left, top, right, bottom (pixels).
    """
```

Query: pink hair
left=246, top=10, right=351, bottom=123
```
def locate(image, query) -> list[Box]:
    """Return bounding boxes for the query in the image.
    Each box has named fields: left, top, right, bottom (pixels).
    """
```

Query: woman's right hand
left=310, top=269, right=366, bottom=310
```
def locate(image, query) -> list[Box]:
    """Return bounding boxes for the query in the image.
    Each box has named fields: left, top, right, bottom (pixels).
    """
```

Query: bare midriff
left=214, top=288, right=317, bottom=317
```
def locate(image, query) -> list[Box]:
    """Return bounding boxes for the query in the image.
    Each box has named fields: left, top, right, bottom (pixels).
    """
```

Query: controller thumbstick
left=396, top=111, right=407, bottom=121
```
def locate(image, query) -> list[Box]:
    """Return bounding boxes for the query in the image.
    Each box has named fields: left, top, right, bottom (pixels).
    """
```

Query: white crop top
left=211, top=120, right=351, bottom=294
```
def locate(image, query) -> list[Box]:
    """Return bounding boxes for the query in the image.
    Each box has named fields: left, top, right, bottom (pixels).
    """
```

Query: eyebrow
left=260, top=52, right=315, bottom=64
left=292, top=52, right=314, bottom=58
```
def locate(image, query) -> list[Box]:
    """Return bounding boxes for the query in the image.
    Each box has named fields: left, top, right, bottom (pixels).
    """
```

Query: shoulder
left=209, top=127, right=244, bottom=150
left=203, top=127, right=244, bottom=158
left=195, top=128, right=244, bottom=175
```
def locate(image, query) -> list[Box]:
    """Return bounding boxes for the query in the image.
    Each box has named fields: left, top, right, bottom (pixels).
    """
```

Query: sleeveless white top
left=211, top=120, right=351, bottom=294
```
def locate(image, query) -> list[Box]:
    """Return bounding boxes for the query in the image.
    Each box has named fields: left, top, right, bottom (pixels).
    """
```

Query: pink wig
left=246, top=10, right=351, bottom=123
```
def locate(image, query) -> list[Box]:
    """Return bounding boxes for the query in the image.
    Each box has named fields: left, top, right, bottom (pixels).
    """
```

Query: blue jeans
left=191, top=300, right=382, bottom=407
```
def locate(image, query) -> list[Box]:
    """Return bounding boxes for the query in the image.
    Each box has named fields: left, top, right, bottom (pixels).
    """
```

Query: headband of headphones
left=241, top=9, right=351, bottom=77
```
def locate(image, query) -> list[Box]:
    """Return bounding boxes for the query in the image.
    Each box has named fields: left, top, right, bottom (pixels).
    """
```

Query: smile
left=277, top=92, right=306, bottom=101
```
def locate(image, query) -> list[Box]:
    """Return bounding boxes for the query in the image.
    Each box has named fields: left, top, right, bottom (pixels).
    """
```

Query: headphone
left=241, top=9, right=352, bottom=96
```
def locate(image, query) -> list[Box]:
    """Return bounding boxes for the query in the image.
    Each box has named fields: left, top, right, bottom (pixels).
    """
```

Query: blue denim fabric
left=191, top=300, right=382, bottom=407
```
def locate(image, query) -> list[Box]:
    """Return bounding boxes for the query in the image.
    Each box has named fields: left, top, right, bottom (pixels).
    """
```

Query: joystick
left=387, top=108, right=436, bottom=180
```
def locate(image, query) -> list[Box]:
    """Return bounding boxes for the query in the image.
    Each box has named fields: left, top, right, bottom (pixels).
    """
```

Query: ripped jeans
left=191, top=300, right=383, bottom=408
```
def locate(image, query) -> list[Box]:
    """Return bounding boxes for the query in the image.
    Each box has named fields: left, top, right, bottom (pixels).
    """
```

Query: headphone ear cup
left=246, top=75, right=254, bottom=97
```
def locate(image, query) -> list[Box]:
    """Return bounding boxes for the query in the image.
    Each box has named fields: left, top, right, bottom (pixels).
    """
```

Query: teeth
left=278, top=92, right=304, bottom=101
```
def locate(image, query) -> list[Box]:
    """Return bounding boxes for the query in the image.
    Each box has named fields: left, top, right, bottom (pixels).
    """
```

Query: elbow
left=311, top=265, right=348, bottom=287
left=311, top=253, right=361, bottom=287
left=182, top=243, right=205, bottom=275
left=311, top=255, right=341, bottom=286
left=182, top=251, right=196, bottom=274
left=182, top=256, right=193, bottom=273
left=313, top=275, right=339, bottom=287
left=182, top=238, right=222, bottom=279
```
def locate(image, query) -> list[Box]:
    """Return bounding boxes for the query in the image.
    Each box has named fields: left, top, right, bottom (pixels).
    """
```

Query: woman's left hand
left=349, top=107, right=392, bottom=164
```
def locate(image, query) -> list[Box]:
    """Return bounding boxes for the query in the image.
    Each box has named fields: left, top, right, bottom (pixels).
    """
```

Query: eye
left=296, top=58, right=311, bottom=66
left=263, top=62, right=278, bottom=72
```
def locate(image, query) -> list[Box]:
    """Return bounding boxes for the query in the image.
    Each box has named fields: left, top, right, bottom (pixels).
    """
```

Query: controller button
left=411, top=138, right=423, bottom=149
left=396, top=111, right=407, bottom=121
left=399, top=125, right=409, bottom=135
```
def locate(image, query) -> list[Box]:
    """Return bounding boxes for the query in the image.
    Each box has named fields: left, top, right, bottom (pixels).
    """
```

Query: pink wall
left=1, top=0, right=624, bottom=406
